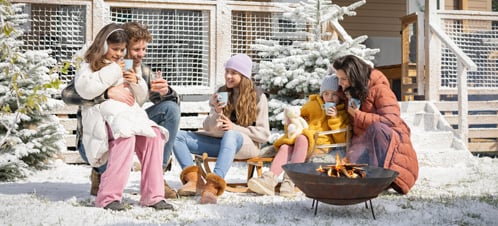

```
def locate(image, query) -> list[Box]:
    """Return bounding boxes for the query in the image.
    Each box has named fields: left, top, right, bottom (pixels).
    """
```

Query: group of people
left=62, top=21, right=419, bottom=211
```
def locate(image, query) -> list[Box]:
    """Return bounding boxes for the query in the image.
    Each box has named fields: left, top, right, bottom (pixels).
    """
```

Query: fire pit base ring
left=311, top=199, right=377, bottom=220
left=307, top=195, right=376, bottom=206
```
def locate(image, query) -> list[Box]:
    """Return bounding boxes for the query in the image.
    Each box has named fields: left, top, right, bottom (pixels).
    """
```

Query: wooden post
left=457, top=62, right=469, bottom=147
left=216, top=0, right=232, bottom=89
left=425, top=0, right=441, bottom=101
left=416, top=12, right=425, bottom=97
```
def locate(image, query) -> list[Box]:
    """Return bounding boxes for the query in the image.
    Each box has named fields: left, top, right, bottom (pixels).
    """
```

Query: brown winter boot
left=200, top=173, right=226, bottom=204
left=90, top=169, right=101, bottom=196
left=177, top=166, right=205, bottom=196
left=164, top=180, right=178, bottom=199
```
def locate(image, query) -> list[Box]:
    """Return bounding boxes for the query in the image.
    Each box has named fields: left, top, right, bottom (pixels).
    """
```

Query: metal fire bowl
left=282, top=162, right=399, bottom=205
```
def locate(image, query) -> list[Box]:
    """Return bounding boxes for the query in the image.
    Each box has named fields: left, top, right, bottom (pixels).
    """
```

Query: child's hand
left=325, top=106, right=337, bottom=117
left=217, top=114, right=232, bottom=131
left=118, top=59, right=126, bottom=71
left=123, top=71, right=138, bottom=84
left=212, top=93, right=225, bottom=113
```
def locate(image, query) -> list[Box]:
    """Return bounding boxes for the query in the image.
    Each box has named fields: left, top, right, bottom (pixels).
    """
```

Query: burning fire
left=315, top=153, right=367, bottom=178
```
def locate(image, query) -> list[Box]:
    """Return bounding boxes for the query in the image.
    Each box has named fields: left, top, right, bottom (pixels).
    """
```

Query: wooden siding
left=330, top=0, right=493, bottom=64
left=445, top=0, right=492, bottom=11
left=333, top=0, right=406, bottom=37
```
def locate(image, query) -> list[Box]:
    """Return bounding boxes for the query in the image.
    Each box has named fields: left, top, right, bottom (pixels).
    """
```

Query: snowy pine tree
left=0, top=1, right=66, bottom=181
left=253, top=0, right=379, bottom=130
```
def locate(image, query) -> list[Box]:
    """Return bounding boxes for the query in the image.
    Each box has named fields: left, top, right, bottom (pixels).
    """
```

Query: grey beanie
left=320, top=75, right=339, bottom=95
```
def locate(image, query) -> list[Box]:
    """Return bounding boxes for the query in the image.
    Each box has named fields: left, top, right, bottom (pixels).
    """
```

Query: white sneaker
left=247, top=171, right=278, bottom=195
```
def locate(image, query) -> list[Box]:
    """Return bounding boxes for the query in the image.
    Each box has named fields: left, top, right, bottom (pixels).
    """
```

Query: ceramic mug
left=217, top=92, right=228, bottom=107
left=322, top=102, right=336, bottom=113
left=349, top=98, right=361, bottom=109
left=124, top=59, right=133, bottom=71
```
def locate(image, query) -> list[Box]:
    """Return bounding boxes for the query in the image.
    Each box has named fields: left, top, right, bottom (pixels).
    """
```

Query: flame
left=334, top=153, right=341, bottom=172
left=315, top=153, right=367, bottom=179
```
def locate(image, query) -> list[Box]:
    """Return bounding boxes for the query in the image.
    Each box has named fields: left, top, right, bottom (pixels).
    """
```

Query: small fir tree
left=253, top=0, right=379, bottom=129
left=0, top=0, right=65, bottom=181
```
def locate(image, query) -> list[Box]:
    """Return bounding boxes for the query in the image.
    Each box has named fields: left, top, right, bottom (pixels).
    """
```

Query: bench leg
left=256, top=162, right=264, bottom=177
left=247, top=164, right=255, bottom=180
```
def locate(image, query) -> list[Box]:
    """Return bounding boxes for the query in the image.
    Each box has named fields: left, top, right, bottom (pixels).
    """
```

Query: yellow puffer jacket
left=273, top=94, right=350, bottom=158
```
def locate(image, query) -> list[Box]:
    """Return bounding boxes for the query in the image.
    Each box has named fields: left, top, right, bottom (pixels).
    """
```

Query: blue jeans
left=173, top=130, right=243, bottom=178
left=78, top=142, right=107, bottom=173
left=146, top=100, right=181, bottom=169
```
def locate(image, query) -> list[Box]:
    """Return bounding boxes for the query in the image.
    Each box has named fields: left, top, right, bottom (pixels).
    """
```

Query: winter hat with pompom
left=224, top=54, right=253, bottom=79
left=320, top=74, right=339, bottom=95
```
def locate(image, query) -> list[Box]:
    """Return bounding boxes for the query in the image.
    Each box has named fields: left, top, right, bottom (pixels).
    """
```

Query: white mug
left=217, top=92, right=228, bottom=107
left=349, top=98, right=361, bottom=109
left=124, top=59, right=133, bottom=71
left=322, top=102, right=336, bottom=112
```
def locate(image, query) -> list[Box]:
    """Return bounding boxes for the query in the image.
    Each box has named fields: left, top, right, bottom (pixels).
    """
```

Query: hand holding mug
left=216, top=92, right=228, bottom=108
left=151, top=70, right=169, bottom=95
left=322, top=102, right=337, bottom=117
left=124, top=59, right=134, bottom=71
left=349, top=98, right=361, bottom=109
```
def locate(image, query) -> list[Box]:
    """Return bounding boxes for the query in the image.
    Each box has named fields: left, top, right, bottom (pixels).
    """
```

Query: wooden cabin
left=12, top=0, right=498, bottom=155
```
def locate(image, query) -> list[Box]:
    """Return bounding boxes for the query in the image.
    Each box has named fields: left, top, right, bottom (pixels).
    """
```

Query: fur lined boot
left=178, top=166, right=204, bottom=196
left=164, top=180, right=178, bottom=199
left=247, top=171, right=278, bottom=195
left=90, top=169, right=101, bottom=196
left=279, top=173, right=296, bottom=197
left=200, top=173, right=226, bottom=204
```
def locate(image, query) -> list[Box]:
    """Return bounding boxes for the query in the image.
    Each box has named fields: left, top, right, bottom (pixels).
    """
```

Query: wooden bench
left=194, top=145, right=276, bottom=193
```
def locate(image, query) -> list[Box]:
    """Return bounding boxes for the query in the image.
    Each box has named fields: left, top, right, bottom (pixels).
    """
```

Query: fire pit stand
left=282, top=163, right=399, bottom=220
left=311, top=199, right=377, bottom=219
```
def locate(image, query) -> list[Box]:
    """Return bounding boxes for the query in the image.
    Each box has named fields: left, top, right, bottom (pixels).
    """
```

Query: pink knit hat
left=224, top=54, right=253, bottom=79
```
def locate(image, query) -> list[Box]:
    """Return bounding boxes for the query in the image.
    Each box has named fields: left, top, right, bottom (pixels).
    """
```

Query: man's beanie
left=224, top=54, right=253, bottom=79
left=320, top=74, right=339, bottom=95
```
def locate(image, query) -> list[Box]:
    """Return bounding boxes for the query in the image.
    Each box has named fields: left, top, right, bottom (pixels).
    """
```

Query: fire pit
left=282, top=162, right=398, bottom=218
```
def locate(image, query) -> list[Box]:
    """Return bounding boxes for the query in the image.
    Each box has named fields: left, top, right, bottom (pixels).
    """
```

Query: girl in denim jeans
left=173, top=54, right=270, bottom=204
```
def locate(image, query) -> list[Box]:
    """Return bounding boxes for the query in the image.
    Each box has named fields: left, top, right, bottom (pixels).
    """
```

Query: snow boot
left=279, top=173, right=296, bottom=197
left=164, top=180, right=178, bottom=199
left=90, top=169, right=101, bottom=196
left=200, top=173, right=226, bottom=204
left=148, top=200, right=174, bottom=210
left=104, top=201, right=125, bottom=211
left=247, top=171, right=278, bottom=195
left=177, top=165, right=204, bottom=196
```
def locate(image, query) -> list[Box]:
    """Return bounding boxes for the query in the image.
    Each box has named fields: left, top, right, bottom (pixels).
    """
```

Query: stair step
left=416, top=147, right=476, bottom=168
left=411, top=129, right=455, bottom=150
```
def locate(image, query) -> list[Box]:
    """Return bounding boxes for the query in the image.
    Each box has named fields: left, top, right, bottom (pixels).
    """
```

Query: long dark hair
left=333, top=55, right=372, bottom=101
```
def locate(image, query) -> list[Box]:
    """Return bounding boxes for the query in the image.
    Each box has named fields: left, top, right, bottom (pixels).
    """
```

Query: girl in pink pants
left=74, top=23, right=173, bottom=210
left=96, top=126, right=167, bottom=209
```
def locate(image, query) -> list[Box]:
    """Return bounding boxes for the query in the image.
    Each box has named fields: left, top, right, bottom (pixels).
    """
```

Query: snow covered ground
left=1, top=151, right=498, bottom=226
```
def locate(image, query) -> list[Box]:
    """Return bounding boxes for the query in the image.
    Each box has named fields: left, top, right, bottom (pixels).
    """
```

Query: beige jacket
left=198, top=88, right=270, bottom=159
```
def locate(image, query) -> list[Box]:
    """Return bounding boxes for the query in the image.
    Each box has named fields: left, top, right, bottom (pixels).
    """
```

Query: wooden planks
left=435, top=100, right=498, bottom=153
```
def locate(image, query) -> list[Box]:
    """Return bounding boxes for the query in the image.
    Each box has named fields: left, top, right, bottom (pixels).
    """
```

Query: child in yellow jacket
left=248, top=75, right=349, bottom=197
